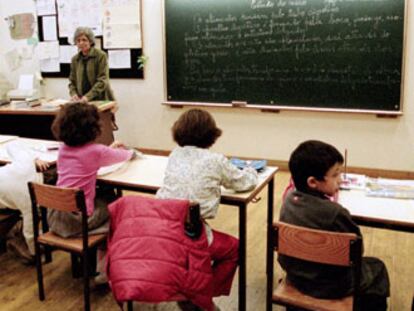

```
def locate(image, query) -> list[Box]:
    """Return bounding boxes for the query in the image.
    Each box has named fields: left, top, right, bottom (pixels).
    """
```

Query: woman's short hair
left=172, top=109, right=222, bottom=148
left=73, top=27, right=95, bottom=46
left=52, top=102, right=101, bottom=146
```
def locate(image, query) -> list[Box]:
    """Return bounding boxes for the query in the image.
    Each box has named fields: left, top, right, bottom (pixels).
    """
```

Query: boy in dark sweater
left=279, top=140, right=389, bottom=310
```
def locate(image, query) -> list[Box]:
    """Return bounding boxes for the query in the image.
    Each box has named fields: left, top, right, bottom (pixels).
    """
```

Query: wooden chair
left=267, top=221, right=362, bottom=311
left=28, top=182, right=107, bottom=311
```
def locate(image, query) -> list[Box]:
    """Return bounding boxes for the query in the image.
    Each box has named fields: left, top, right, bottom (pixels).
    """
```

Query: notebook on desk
left=366, top=178, right=414, bottom=199
left=230, top=158, right=267, bottom=172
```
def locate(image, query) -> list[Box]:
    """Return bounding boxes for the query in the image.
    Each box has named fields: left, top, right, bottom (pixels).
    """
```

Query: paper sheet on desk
left=98, top=161, right=128, bottom=176
left=0, top=140, right=58, bottom=163
left=97, top=151, right=144, bottom=176
left=339, top=190, right=414, bottom=222
left=0, top=135, right=18, bottom=144
left=366, top=178, right=414, bottom=199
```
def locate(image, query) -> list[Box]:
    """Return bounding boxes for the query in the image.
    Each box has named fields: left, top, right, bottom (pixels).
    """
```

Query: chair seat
left=38, top=231, right=106, bottom=253
left=273, top=278, right=353, bottom=311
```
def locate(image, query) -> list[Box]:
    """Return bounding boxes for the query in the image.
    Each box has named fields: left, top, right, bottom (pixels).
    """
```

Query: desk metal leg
left=238, top=203, right=247, bottom=311
left=266, top=178, right=275, bottom=275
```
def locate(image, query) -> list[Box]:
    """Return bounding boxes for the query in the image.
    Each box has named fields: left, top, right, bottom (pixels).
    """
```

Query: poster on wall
left=103, top=2, right=142, bottom=48
left=36, top=0, right=56, bottom=16
left=56, top=0, right=103, bottom=38
left=7, top=13, right=35, bottom=40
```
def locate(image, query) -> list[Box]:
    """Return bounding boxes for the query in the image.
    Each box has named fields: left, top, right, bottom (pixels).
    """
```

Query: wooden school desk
left=0, top=101, right=116, bottom=145
left=97, top=155, right=278, bottom=311
left=0, top=137, right=59, bottom=165
left=339, top=189, right=414, bottom=233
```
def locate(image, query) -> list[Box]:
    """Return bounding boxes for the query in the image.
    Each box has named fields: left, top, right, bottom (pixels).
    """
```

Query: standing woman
left=69, top=27, right=114, bottom=103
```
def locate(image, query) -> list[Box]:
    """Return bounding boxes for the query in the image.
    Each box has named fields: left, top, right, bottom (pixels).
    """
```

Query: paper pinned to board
left=108, top=49, right=131, bottom=68
left=59, top=45, right=78, bottom=63
left=42, top=15, right=58, bottom=41
left=103, top=3, right=141, bottom=49
left=56, top=0, right=103, bottom=38
left=36, top=0, right=57, bottom=16
left=18, top=74, right=34, bottom=90
left=37, top=41, right=59, bottom=59
left=40, top=57, right=60, bottom=72
left=7, top=13, right=35, bottom=40
left=5, top=49, right=22, bottom=71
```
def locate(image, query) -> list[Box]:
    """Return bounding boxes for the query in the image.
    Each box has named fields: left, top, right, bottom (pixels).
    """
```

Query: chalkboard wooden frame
left=37, top=0, right=144, bottom=79
left=163, top=0, right=407, bottom=115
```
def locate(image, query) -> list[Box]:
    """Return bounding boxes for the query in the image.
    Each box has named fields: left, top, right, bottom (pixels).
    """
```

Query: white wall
left=7, top=0, right=414, bottom=171
left=0, top=0, right=40, bottom=89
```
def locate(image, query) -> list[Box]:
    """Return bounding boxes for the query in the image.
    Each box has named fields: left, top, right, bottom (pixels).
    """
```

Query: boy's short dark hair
left=51, top=102, right=101, bottom=147
left=289, top=140, right=344, bottom=192
left=172, top=109, right=222, bottom=148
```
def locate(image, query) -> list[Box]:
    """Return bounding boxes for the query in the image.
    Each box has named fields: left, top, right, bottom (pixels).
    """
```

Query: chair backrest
left=273, top=221, right=361, bottom=267
left=184, top=202, right=202, bottom=239
left=272, top=221, right=363, bottom=309
left=28, top=182, right=85, bottom=213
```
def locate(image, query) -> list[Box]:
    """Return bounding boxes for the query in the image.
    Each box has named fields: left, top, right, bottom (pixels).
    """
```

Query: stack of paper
left=41, top=98, right=69, bottom=109
left=0, top=135, right=18, bottom=144
left=341, top=173, right=366, bottom=190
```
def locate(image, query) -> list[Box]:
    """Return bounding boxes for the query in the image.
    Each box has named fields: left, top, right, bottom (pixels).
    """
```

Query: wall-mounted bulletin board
left=36, top=0, right=143, bottom=79
left=164, top=0, right=406, bottom=113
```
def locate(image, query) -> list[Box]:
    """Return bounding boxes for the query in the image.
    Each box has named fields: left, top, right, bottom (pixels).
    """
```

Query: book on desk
left=41, top=99, right=115, bottom=111
left=10, top=98, right=41, bottom=109
left=366, top=178, right=414, bottom=199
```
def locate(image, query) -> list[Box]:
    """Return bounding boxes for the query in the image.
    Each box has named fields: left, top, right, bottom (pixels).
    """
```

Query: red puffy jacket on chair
left=107, top=196, right=213, bottom=310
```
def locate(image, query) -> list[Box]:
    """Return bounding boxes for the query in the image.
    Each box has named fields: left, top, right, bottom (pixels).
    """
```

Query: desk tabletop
left=339, top=189, right=414, bottom=231
left=0, top=137, right=59, bottom=164
left=0, top=100, right=116, bottom=116
left=98, top=154, right=278, bottom=203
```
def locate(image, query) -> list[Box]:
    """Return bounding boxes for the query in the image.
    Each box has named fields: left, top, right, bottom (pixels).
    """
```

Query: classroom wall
left=0, top=0, right=42, bottom=93
left=3, top=0, right=414, bottom=172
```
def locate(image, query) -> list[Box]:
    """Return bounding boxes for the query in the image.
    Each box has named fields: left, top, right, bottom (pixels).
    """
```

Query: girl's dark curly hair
left=172, top=109, right=222, bottom=148
left=51, top=102, right=101, bottom=146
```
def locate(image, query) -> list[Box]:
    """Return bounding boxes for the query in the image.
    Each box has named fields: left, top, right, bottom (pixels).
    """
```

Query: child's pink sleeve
left=98, top=145, right=133, bottom=167
left=282, top=177, right=295, bottom=202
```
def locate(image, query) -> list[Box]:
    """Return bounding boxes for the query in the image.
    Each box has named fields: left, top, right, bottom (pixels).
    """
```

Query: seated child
left=0, top=140, right=49, bottom=263
left=156, top=109, right=258, bottom=310
left=49, top=102, right=135, bottom=281
left=278, top=140, right=390, bottom=311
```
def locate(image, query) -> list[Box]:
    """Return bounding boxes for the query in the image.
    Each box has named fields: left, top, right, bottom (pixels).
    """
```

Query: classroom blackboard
left=165, top=0, right=405, bottom=112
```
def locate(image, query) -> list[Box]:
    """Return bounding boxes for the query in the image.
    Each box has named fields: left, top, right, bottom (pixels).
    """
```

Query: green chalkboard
left=165, top=0, right=405, bottom=112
